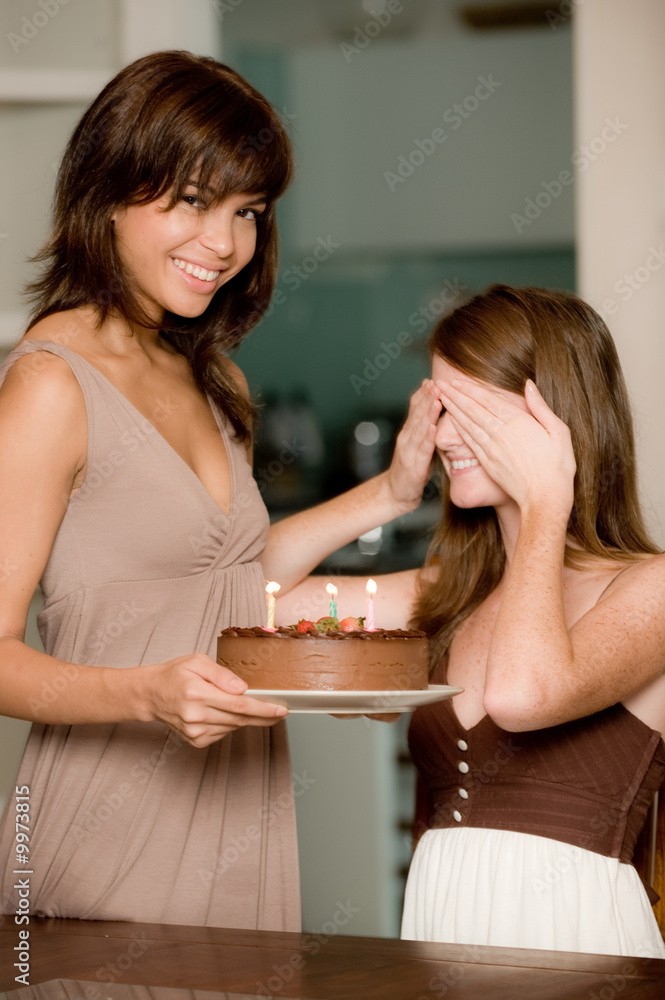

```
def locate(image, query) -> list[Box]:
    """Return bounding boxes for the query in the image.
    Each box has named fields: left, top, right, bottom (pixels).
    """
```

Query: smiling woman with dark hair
left=0, top=50, right=431, bottom=929
left=27, top=50, right=293, bottom=441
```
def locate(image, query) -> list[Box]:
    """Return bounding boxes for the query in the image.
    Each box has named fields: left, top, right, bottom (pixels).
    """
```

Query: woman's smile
left=449, top=457, right=480, bottom=472
left=172, top=257, right=222, bottom=283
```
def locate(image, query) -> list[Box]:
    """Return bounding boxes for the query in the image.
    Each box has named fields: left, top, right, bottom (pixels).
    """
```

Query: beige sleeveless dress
left=0, top=340, right=300, bottom=929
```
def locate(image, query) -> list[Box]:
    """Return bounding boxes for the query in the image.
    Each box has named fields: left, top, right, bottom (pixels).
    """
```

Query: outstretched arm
left=274, top=568, right=425, bottom=630
left=262, top=379, right=442, bottom=591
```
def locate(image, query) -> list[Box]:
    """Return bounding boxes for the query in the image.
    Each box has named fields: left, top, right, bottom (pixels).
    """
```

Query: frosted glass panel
left=290, top=33, right=573, bottom=253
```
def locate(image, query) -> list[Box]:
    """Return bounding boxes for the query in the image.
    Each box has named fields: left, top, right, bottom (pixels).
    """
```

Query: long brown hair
left=412, top=284, right=659, bottom=666
left=26, top=50, right=294, bottom=441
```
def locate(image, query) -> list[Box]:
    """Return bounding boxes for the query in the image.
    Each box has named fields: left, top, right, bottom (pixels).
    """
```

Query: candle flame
left=265, top=581, right=281, bottom=595
left=366, top=578, right=377, bottom=596
left=326, top=583, right=338, bottom=597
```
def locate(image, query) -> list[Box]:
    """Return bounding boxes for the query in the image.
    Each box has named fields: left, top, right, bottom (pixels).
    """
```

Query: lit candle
left=265, top=581, right=280, bottom=630
left=366, top=578, right=377, bottom=631
left=326, top=582, right=338, bottom=618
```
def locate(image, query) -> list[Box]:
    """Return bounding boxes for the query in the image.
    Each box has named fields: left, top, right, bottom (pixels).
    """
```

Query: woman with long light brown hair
left=403, top=284, right=665, bottom=957
left=281, top=282, right=665, bottom=956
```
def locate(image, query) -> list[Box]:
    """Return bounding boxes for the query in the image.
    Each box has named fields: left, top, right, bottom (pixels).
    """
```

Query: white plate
left=245, top=684, right=463, bottom=715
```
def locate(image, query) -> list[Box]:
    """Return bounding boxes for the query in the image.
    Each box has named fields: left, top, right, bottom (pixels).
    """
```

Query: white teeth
left=173, top=258, right=220, bottom=282
left=451, top=458, right=479, bottom=470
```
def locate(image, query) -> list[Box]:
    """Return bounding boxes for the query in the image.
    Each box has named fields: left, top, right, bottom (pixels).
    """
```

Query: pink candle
left=264, top=582, right=280, bottom=630
left=366, top=578, right=377, bottom=630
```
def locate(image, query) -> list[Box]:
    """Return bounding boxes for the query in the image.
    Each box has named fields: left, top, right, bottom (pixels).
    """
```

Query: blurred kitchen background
left=0, top=0, right=663, bottom=938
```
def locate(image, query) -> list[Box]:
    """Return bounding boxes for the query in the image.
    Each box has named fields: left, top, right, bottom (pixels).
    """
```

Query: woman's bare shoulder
left=0, top=350, right=87, bottom=496
left=0, top=345, right=86, bottom=450
left=21, top=307, right=94, bottom=347
left=1, top=349, right=81, bottom=400
left=595, top=552, right=665, bottom=601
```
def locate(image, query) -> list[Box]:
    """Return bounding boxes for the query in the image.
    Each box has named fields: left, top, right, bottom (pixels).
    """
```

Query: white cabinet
left=289, top=31, right=573, bottom=253
left=288, top=712, right=415, bottom=937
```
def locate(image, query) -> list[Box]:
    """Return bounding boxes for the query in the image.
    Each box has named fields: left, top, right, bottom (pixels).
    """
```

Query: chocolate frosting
left=219, top=626, right=426, bottom=640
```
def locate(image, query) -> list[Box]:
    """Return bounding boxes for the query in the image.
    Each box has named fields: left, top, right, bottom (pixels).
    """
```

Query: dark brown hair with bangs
left=26, top=50, right=294, bottom=440
left=412, top=284, right=659, bottom=668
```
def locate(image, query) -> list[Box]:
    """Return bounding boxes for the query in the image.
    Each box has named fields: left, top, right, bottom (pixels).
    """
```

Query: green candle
left=326, top=583, right=338, bottom=618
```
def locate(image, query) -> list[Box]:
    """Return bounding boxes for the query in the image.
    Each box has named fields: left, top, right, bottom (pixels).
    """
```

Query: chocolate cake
left=217, top=625, right=429, bottom=692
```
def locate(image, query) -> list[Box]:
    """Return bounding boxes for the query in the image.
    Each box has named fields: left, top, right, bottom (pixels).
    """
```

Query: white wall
left=574, top=0, right=665, bottom=543
left=0, top=101, right=90, bottom=333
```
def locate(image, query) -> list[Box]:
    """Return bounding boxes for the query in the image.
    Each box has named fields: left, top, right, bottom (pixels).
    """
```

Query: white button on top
left=458, top=788, right=469, bottom=799
left=457, top=739, right=468, bottom=752
left=458, top=761, right=469, bottom=774
left=453, top=810, right=462, bottom=822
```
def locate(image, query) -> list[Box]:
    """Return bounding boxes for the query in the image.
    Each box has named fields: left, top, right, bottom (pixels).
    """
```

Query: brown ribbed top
left=409, top=690, right=665, bottom=867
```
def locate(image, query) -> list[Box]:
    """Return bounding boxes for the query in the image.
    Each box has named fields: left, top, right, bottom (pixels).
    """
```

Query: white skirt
left=401, top=827, right=665, bottom=959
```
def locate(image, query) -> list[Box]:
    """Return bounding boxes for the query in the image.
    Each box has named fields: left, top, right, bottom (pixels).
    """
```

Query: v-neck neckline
left=27, top=339, right=235, bottom=519
left=437, top=651, right=489, bottom=733
left=445, top=697, right=489, bottom=735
